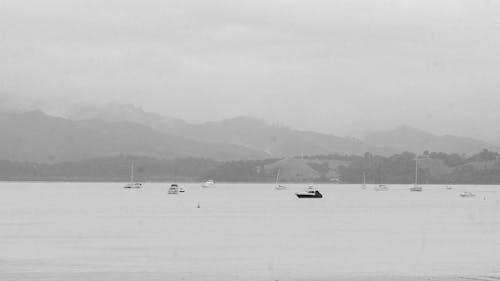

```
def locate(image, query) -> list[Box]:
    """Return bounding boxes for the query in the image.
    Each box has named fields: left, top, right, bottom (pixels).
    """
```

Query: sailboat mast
left=414, top=157, right=418, bottom=185
left=276, top=169, right=280, bottom=186
left=131, top=162, right=134, bottom=183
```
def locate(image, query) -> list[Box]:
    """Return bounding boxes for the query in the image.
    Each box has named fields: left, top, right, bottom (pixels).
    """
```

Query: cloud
left=1, top=0, right=500, bottom=140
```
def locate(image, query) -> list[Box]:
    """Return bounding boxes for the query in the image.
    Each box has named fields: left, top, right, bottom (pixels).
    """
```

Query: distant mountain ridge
left=0, top=110, right=266, bottom=163
left=66, top=103, right=392, bottom=158
left=1, top=104, right=497, bottom=164
left=364, top=125, right=500, bottom=155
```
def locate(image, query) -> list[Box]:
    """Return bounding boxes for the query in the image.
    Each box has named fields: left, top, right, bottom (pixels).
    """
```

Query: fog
left=1, top=0, right=500, bottom=140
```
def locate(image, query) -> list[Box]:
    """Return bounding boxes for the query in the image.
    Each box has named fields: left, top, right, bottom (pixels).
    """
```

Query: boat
left=179, top=186, right=185, bottom=193
left=374, top=184, right=388, bottom=191
left=202, top=180, right=216, bottom=188
left=410, top=157, right=423, bottom=192
left=124, top=182, right=142, bottom=189
left=460, top=191, right=475, bottom=198
left=295, top=184, right=323, bottom=198
left=123, top=162, right=142, bottom=189
left=373, top=166, right=388, bottom=191
left=446, top=185, right=453, bottom=190
left=410, top=185, right=423, bottom=192
left=361, top=172, right=367, bottom=189
left=275, top=169, right=287, bottom=190
left=168, top=184, right=179, bottom=194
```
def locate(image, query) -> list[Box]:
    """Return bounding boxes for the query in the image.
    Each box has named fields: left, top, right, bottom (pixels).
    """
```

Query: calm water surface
left=0, top=182, right=499, bottom=280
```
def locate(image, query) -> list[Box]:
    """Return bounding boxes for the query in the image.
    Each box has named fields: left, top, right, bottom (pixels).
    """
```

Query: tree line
left=1, top=149, right=500, bottom=184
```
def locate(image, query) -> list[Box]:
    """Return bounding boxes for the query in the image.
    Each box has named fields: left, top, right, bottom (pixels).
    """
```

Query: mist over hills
left=2, top=104, right=500, bottom=183
left=66, top=103, right=391, bottom=158
left=1, top=104, right=498, bottom=164
left=67, top=103, right=500, bottom=157
left=0, top=110, right=266, bottom=163
left=364, top=125, right=500, bottom=155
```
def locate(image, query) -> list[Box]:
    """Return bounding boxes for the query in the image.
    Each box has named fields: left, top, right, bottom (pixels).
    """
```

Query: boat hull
left=275, top=185, right=287, bottom=190
left=374, top=185, right=388, bottom=191
left=460, top=192, right=475, bottom=198
left=295, top=191, right=323, bottom=198
left=123, top=183, right=142, bottom=189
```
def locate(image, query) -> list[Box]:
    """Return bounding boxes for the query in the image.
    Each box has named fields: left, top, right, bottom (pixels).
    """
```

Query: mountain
left=0, top=110, right=266, bottom=163
left=364, top=125, right=499, bottom=155
left=67, top=103, right=391, bottom=157
left=67, top=103, right=188, bottom=132
left=175, top=116, right=396, bottom=157
left=66, top=103, right=500, bottom=158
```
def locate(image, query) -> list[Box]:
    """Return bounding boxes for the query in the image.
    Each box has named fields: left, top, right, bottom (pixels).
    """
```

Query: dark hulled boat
left=295, top=185, right=323, bottom=198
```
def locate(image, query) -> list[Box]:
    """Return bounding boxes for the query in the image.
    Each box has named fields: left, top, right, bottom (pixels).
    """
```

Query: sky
left=1, top=0, right=500, bottom=141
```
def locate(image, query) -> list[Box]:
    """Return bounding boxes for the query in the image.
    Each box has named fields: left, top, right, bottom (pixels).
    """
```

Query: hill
left=364, top=126, right=499, bottom=155
left=67, top=103, right=392, bottom=157
left=0, top=111, right=266, bottom=163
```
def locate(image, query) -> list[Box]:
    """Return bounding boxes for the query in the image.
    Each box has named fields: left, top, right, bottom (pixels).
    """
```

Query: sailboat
left=123, top=162, right=142, bottom=189
left=361, top=172, right=367, bottom=189
left=275, top=169, right=287, bottom=190
left=410, top=157, right=423, bottom=192
left=373, top=166, right=388, bottom=191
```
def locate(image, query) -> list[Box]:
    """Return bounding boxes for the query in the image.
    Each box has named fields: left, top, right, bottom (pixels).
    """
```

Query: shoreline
left=0, top=179, right=493, bottom=185
left=0, top=273, right=498, bottom=281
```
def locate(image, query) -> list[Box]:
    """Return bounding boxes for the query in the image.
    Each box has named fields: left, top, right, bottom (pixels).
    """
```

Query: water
left=0, top=182, right=499, bottom=280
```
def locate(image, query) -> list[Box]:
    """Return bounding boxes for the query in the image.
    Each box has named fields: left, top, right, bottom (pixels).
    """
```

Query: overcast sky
left=1, top=0, right=500, bottom=140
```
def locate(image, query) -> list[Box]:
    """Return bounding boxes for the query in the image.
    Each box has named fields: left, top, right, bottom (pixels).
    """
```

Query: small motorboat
left=295, top=185, right=323, bottom=198
left=410, top=185, right=423, bottom=192
left=460, top=191, right=475, bottom=198
left=202, top=180, right=216, bottom=188
left=179, top=186, right=185, bottom=193
left=168, top=184, right=179, bottom=194
left=124, top=182, right=142, bottom=189
left=446, top=186, right=453, bottom=190
left=374, top=184, right=388, bottom=191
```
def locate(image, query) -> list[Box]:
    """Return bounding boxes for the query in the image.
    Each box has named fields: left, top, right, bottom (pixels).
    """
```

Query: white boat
left=373, top=168, right=388, bottom=191
left=202, top=180, right=216, bottom=188
left=410, top=185, right=423, bottom=192
left=361, top=172, right=367, bottom=189
left=446, top=185, right=453, bottom=190
left=460, top=191, right=475, bottom=198
left=295, top=184, right=323, bottom=198
left=124, top=182, right=142, bottom=189
left=168, top=184, right=179, bottom=194
left=179, top=186, right=185, bottom=193
left=374, top=184, right=388, bottom=191
left=275, top=169, right=287, bottom=190
left=410, top=157, right=423, bottom=192
left=123, top=162, right=142, bottom=189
